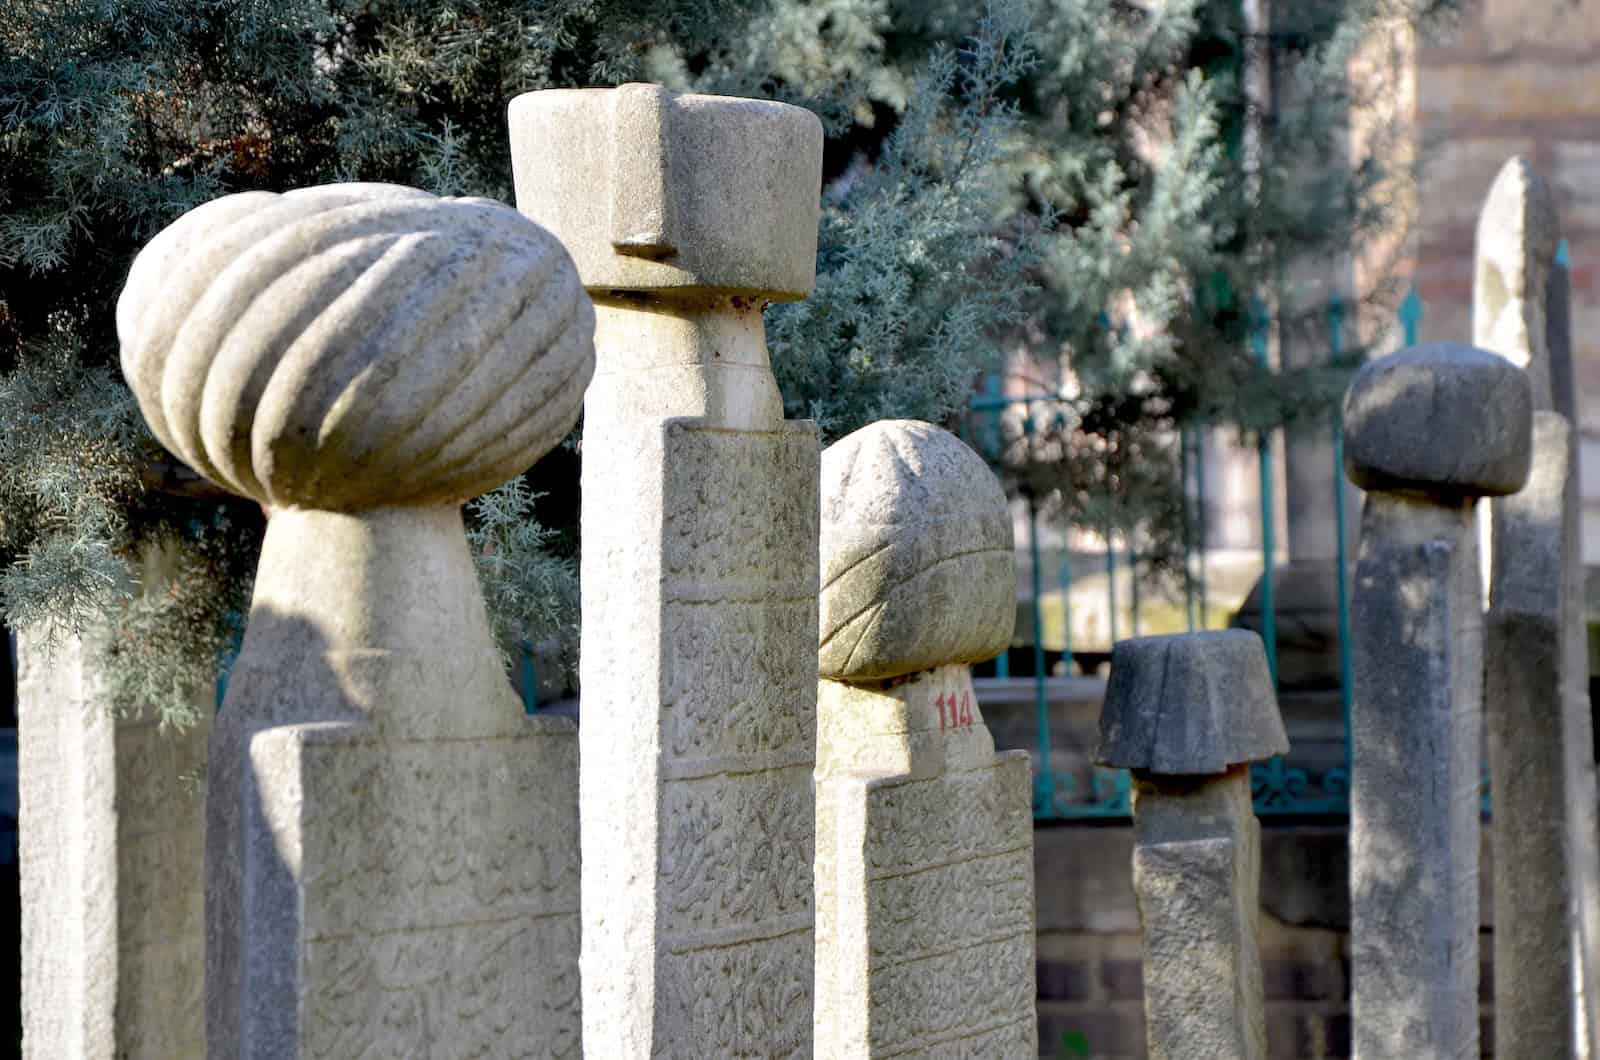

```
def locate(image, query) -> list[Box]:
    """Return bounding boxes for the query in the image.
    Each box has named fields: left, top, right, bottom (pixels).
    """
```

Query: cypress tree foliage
left=0, top=0, right=1447, bottom=722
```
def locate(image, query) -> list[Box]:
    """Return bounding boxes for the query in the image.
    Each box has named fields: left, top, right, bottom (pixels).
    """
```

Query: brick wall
left=1033, top=824, right=1496, bottom=1059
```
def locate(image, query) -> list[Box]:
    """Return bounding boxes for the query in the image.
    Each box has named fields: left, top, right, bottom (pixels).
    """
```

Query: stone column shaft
left=1132, top=767, right=1265, bottom=1060
left=577, top=302, right=819, bottom=1054
left=1342, top=342, right=1532, bottom=1060
left=1350, top=493, right=1483, bottom=1058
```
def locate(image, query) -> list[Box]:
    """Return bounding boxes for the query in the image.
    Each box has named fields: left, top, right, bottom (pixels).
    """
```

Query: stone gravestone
left=1095, top=629, right=1287, bottom=1060
left=1474, top=155, right=1600, bottom=1059
left=116, top=183, right=592, bottom=1058
left=1342, top=343, right=1533, bottom=1060
left=508, top=84, right=824, bottom=1056
left=18, top=549, right=207, bottom=1059
left=812, top=420, right=1036, bottom=1058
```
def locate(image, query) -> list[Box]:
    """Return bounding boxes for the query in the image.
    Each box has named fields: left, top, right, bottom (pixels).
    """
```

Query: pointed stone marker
left=1095, top=629, right=1286, bottom=1060
left=813, top=420, right=1036, bottom=1058
left=1474, top=156, right=1600, bottom=1060
left=1343, top=342, right=1533, bottom=1060
left=510, top=85, right=825, bottom=1056
left=117, top=183, right=593, bottom=1058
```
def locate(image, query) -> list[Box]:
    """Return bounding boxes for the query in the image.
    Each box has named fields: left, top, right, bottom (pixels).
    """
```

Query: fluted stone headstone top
left=509, top=83, right=823, bottom=299
left=117, top=183, right=595, bottom=510
left=1096, top=630, right=1287, bottom=776
left=818, top=420, right=1015, bottom=682
left=1342, top=343, right=1532, bottom=498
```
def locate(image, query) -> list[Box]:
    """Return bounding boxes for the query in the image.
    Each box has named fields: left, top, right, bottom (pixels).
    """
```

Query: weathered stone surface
left=118, top=183, right=590, bottom=1059
left=1485, top=414, right=1600, bottom=1059
left=1092, top=630, right=1281, bottom=1060
left=818, top=420, right=1014, bottom=682
left=1475, top=157, right=1600, bottom=1060
left=814, top=666, right=1036, bottom=1058
left=512, top=84, right=824, bottom=1057
left=117, top=184, right=594, bottom=510
left=18, top=624, right=207, bottom=1060
left=1475, top=157, right=1560, bottom=411
left=1096, top=630, right=1287, bottom=776
left=1349, top=493, right=1483, bottom=1060
left=509, top=83, right=823, bottom=299
left=208, top=509, right=583, bottom=1059
left=1342, top=343, right=1532, bottom=497
left=1131, top=768, right=1265, bottom=1060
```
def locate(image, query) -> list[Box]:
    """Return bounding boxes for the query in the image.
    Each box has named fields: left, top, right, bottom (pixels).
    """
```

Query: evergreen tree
left=0, top=0, right=1448, bottom=723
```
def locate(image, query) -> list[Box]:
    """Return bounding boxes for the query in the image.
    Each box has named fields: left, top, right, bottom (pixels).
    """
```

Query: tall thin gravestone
left=18, top=546, right=208, bottom=1059
left=1343, top=343, right=1533, bottom=1059
left=509, top=85, right=824, bottom=1055
left=116, top=184, right=592, bottom=1058
left=1474, top=156, right=1600, bottom=1059
left=1095, top=630, right=1287, bottom=1060
left=813, top=420, right=1036, bottom=1058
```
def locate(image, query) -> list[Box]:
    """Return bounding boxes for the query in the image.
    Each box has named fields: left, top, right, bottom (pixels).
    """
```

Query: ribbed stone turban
left=117, top=183, right=594, bottom=510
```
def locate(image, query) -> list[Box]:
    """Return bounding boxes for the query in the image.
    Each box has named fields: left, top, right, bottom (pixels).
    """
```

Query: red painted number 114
left=936, top=690, right=974, bottom=730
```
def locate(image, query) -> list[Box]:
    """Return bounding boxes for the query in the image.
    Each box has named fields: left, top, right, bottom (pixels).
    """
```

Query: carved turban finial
left=118, top=183, right=595, bottom=510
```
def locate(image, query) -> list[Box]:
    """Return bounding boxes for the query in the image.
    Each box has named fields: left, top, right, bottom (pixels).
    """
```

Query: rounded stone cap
left=819, top=421, right=1015, bottom=682
left=508, top=84, right=823, bottom=300
left=117, top=183, right=594, bottom=510
left=1095, top=630, right=1288, bottom=775
left=1342, top=343, right=1532, bottom=498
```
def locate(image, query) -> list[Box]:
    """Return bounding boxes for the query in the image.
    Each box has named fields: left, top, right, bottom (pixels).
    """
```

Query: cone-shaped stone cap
left=819, top=420, right=1015, bottom=681
left=1343, top=343, right=1532, bottom=498
left=1095, top=630, right=1288, bottom=776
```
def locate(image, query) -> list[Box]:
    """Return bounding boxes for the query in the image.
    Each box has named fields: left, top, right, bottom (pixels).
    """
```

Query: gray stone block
left=815, top=667, right=1035, bottom=1057
left=1095, top=630, right=1287, bottom=776
left=818, top=420, right=1015, bottom=682
left=18, top=626, right=207, bottom=1060
left=1342, top=343, right=1532, bottom=498
left=1350, top=494, right=1482, bottom=1060
left=1132, top=770, right=1265, bottom=1060
left=1485, top=412, right=1600, bottom=1060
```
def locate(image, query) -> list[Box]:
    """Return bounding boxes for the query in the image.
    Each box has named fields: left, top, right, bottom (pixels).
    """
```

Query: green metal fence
left=967, top=284, right=1433, bottom=820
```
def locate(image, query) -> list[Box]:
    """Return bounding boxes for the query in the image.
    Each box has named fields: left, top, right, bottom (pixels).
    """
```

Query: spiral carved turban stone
left=819, top=420, right=1016, bottom=682
left=117, top=183, right=595, bottom=510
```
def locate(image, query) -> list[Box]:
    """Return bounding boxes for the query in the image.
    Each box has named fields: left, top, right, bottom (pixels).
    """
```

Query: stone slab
left=235, top=721, right=580, bottom=1059
left=1487, top=412, right=1600, bottom=1059
left=18, top=627, right=207, bottom=1060
left=815, top=667, right=1035, bottom=1058
left=580, top=418, right=819, bottom=1057
left=1131, top=768, right=1265, bottom=1060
